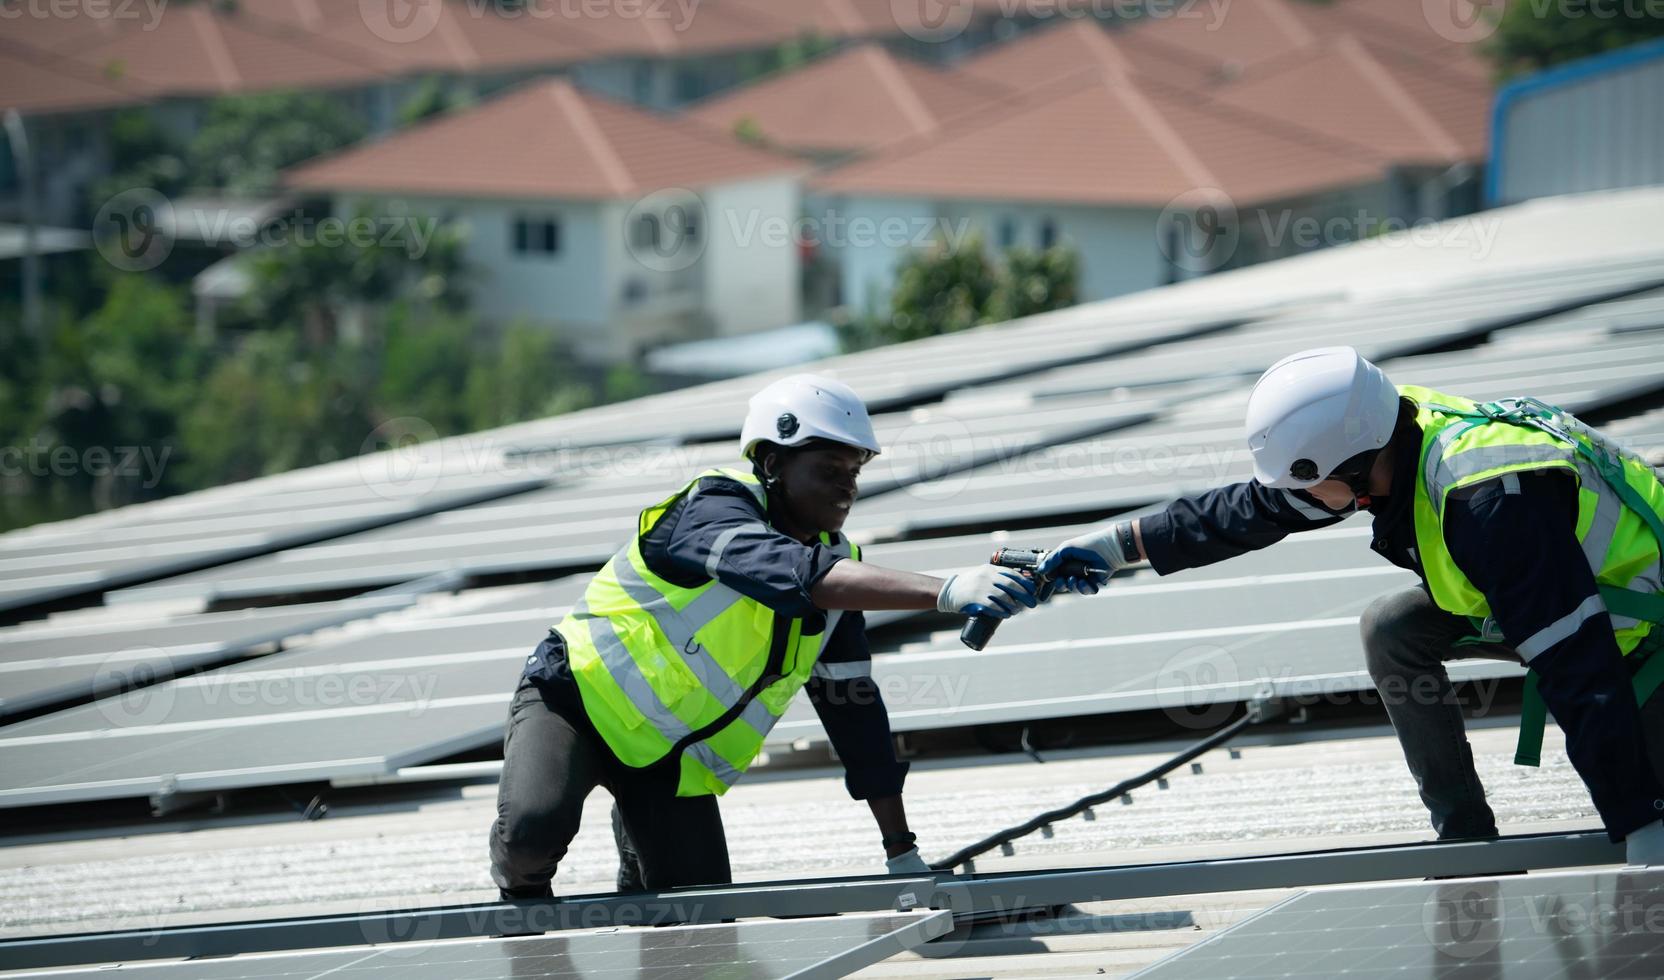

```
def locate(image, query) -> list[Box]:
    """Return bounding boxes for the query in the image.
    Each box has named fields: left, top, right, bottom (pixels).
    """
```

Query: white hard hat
left=740, top=374, right=881, bottom=460
left=1245, top=347, right=1398, bottom=489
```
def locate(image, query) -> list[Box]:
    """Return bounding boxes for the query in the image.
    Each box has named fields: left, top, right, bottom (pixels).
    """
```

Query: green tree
left=462, top=322, right=595, bottom=429
left=176, top=332, right=376, bottom=488
left=882, top=232, right=999, bottom=343
left=863, top=234, right=1080, bottom=346
left=245, top=207, right=470, bottom=346
left=1484, top=5, right=1664, bottom=79
left=398, top=75, right=477, bottom=127
left=988, top=245, right=1079, bottom=323
left=187, top=91, right=367, bottom=196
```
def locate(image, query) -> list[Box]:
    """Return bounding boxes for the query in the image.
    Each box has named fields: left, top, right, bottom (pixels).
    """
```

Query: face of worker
left=1306, top=479, right=1357, bottom=510
left=770, top=443, right=866, bottom=536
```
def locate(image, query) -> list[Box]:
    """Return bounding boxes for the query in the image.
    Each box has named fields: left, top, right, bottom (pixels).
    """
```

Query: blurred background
left=4, top=4, right=1664, bottom=973
left=2, top=0, right=1659, bottom=532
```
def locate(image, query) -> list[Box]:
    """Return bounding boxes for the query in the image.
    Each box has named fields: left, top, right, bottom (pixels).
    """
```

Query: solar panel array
left=19, top=910, right=954, bottom=980
left=1133, top=869, right=1664, bottom=979
left=1, top=250, right=1662, bottom=812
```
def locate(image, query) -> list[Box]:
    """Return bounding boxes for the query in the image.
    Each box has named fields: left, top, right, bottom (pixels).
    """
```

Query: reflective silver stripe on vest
left=705, top=522, right=768, bottom=579
left=1428, top=443, right=1573, bottom=513
left=1578, top=459, right=1625, bottom=578
left=610, top=554, right=780, bottom=737
left=1517, top=594, right=1608, bottom=661
left=574, top=606, right=742, bottom=785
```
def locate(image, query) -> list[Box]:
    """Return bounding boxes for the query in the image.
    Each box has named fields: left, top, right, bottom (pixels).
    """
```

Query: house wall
left=701, top=174, right=801, bottom=336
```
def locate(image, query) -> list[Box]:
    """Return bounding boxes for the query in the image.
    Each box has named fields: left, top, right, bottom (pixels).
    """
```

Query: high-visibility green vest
left=1403, top=385, right=1664, bottom=764
left=558, top=467, right=860, bottom=797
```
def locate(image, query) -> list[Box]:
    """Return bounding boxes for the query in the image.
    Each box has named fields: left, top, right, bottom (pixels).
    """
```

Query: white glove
left=1037, top=522, right=1138, bottom=595
left=936, top=564, right=1038, bottom=618
left=885, top=846, right=932, bottom=875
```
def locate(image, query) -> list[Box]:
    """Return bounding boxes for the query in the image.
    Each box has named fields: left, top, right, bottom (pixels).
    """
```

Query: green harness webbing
left=1434, top=399, right=1664, bottom=767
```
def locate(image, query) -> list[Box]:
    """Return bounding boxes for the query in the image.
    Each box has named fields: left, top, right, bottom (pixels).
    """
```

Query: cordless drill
left=958, top=547, right=1101, bottom=650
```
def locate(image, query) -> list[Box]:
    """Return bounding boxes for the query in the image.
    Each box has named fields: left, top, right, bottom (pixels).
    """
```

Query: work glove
left=885, top=847, right=932, bottom=875
left=1037, top=522, right=1137, bottom=595
left=937, top=564, right=1039, bottom=618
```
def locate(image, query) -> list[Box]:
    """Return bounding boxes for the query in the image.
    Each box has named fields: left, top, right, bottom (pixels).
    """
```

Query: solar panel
left=105, top=389, right=1184, bottom=608
left=0, top=591, right=420, bottom=719
left=1131, top=869, right=1664, bottom=979
left=16, top=910, right=953, bottom=980
left=848, top=334, right=1664, bottom=537
left=0, top=580, right=585, bottom=809
left=975, top=256, right=1664, bottom=401
left=0, top=451, right=547, bottom=618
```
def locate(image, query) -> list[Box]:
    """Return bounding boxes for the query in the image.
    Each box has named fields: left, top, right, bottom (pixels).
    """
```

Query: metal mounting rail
left=0, top=830, right=1622, bottom=971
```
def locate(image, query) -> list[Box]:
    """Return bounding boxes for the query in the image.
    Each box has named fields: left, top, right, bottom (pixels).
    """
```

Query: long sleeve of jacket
left=805, top=610, right=910, bottom=800
left=1139, top=481, right=1351, bottom=575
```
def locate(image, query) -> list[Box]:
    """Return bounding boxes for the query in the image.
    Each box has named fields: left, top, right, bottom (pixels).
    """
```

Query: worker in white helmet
left=490, top=374, right=1039, bottom=899
left=1039, top=347, right=1664, bottom=864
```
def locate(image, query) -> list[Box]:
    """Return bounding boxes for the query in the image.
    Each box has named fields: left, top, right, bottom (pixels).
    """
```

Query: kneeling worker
left=490, top=374, right=1040, bottom=898
left=1040, top=347, right=1664, bottom=864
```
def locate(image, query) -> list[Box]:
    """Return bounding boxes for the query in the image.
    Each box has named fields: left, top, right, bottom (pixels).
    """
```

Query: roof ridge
left=1263, top=0, right=1318, bottom=48
left=1073, top=18, right=1132, bottom=72
left=862, top=46, right=938, bottom=135
left=1139, top=70, right=1390, bottom=168
left=1110, top=74, right=1218, bottom=190
left=548, top=81, right=635, bottom=196
left=191, top=7, right=242, bottom=91
left=1333, top=34, right=1463, bottom=160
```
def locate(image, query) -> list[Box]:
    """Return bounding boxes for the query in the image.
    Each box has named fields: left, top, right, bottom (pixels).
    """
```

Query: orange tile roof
left=687, top=43, right=1009, bottom=154
left=285, top=77, right=805, bottom=199
left=231, top=0, right=591, bottom=74
left=58, top=5, right=388, bottom=96
left=956, top=17, right=1218, bottom=90
left=811, top=67, right=1386, bottom=207
left=1214, top=34, right=1489, bottom=164
left=0, top=40, right=150, bottom=115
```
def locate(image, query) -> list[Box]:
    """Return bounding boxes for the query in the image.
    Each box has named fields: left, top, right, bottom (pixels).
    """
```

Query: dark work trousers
left=488, top=673, right=732, bottom=898
left=1362, top=586, right=1664, bottom=841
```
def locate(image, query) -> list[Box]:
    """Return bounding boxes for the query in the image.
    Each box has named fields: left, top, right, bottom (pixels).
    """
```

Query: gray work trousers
left=487, top=675, right=732, bottom=898
left=1362, top=586, right=1664, bottom=841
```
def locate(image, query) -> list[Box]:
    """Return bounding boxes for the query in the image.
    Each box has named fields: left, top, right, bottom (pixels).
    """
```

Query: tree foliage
left=1484, top=4, right=1664, bottom=79
left=854, top=234, right=1080, bottom=347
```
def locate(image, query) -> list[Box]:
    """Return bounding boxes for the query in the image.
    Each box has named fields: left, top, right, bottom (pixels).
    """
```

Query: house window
left=1039, top=218, right=1058, bottom=249
left=997, top=217, right=1016, bottom=249
left=513, top=216, right=560, bottom=256
left=631, top=213, right=659, bottom=252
